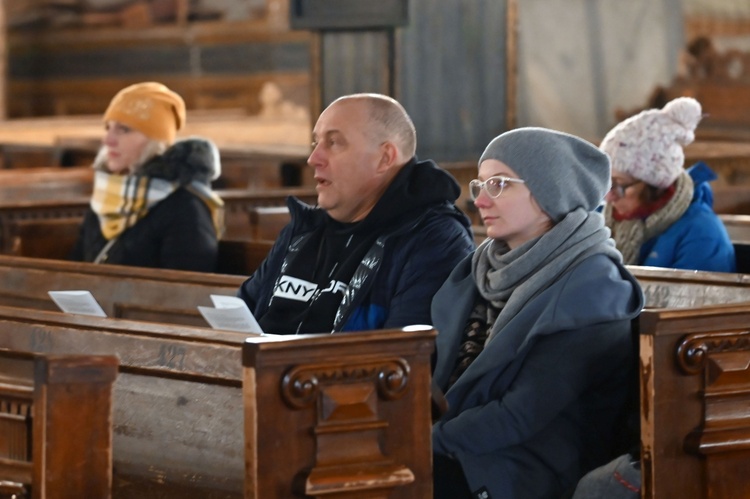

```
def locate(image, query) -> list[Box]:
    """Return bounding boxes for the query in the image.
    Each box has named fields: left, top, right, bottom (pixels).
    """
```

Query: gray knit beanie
left=478, top=127, right=611, bottom=222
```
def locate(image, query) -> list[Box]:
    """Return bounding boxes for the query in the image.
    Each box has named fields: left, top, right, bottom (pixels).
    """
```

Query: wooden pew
left=712, top=184, right=750, bottom=215
left=0, top=305, right=435, bottom=498
left=5, top=218, right=273, bottom=275
left=0, top=144, right=69, bottom=170
left=683, top=141, right=750, bottom=186
left=6, top=218, right=81, bottom=260
left=247, top=206, right=290, bottom=240
left=0, top=167, right=94, bottom=202
left=216, top=239, right=275, bottom=276
left=5, top=233, right=750, bottom=498
left=0, top=305, right=249, bottom=498
left=243, top=326, right=436, bottom=499
left=721, top=213, right=750, bottom=241
left=639, top=304, right=750, bottom=499
left=0, top=187, right=315, bottom=253
left=0, top=350, right=118, bottom=498
left=0, top=254, right=244, bottom=326
left=719, top=213, right=750, bottom=273
left=630, top=265, right=750, bottom=308
left=441, top=161, right=478, bottom=225
left=625, top=267, right=750, bottom=497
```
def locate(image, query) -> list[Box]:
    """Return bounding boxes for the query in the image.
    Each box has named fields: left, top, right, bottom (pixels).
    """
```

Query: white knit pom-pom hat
left=600, top=97, right=703, bottom=188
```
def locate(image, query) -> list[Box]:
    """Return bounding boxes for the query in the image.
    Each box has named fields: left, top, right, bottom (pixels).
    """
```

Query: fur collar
left=140, top=137, right=221, bottom=185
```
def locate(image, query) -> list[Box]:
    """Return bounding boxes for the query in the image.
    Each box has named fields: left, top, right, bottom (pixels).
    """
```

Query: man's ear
left=377, top=141, right=400, bottom=173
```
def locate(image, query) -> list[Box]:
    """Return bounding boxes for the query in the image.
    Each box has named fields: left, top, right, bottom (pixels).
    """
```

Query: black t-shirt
left=257, top=220, right=378, bottom=334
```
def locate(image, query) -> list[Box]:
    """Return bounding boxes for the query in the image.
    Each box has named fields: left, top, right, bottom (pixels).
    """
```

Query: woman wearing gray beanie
left=430, top=127, right=644, bottom=499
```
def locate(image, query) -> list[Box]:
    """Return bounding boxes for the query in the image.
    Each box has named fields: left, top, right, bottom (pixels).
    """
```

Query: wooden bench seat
left=0, top=350, right=118, bottom=498
left=7, top=218, right=81, bottom=260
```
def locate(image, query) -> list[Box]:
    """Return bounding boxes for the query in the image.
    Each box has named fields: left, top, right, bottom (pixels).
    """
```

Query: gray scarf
left=472, top=208, right=622, bottom=342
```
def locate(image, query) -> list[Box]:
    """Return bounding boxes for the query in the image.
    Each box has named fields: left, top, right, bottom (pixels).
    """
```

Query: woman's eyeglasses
left=609, top=180, right=642, bottom=198
left=469, top=176, right=525, bottom=200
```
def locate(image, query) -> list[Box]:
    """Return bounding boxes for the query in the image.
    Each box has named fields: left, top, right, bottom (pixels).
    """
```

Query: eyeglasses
left=469, top=176, right=525, bottom=200
left=609, top=180, right=642, bottom=198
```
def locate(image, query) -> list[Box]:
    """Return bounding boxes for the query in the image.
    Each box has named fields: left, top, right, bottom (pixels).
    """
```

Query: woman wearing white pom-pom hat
left=600, top=96, right=736, bottom=272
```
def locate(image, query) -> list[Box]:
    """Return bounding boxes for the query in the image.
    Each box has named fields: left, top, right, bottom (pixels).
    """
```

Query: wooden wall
left=318, top=0, right=512, bottom=162
left=6, top=1, right=312, bottom=118
left=0, top=2, right=5, bottom=119
left=5, top=0, right=514, bottom=162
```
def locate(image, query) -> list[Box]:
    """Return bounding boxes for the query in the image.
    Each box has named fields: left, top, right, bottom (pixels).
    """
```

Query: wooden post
left=505, top=0, right=518, bottom=130
left=0, top=0, right=7, bottom=120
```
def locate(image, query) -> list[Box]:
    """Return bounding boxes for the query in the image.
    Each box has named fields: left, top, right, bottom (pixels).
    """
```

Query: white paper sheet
left=48, top=290, right=107, bottom=317
left=198, top=295, right=264, bottom=334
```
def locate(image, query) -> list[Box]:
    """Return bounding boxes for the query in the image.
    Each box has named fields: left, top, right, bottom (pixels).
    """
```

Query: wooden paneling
left=7, top=21, right=312, bottom=118
left=6, top=0, right=514, bottom=164
left=320, top=31, right=393, bottom=105
left=397, top=0, right=510, bottom=161
left=307, top=0, right=511, bottom=162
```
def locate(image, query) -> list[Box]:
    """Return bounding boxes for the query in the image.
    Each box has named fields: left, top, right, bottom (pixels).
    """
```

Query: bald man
left=238, top=93, right=474, bottom=334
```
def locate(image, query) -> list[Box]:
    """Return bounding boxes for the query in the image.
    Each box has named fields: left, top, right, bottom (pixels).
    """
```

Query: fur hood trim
left=141, top=137, right=221, bottom=185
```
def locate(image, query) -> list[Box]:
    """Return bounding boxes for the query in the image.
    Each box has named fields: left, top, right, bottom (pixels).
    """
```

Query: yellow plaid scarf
left=90, top=171, right=225, bottom=240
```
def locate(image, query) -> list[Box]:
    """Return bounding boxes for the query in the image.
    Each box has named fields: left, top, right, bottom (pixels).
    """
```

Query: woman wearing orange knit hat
left=70, top=82, right=224, bottom=271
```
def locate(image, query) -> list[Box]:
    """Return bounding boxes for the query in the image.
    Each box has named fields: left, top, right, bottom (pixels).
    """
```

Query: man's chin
left=316, top=195, right=331, bottom=211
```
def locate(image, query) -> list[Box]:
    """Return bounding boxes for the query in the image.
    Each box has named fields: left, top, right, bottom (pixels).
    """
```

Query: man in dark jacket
left=237, top=93, right=474, bottom=334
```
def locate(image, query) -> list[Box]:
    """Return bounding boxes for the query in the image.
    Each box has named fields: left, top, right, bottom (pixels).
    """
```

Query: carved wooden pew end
left=243, top=327, right=436, bottom=499
left=639, top=305, right=750, bottom=499
left=0, top=351, right=118, bottom=498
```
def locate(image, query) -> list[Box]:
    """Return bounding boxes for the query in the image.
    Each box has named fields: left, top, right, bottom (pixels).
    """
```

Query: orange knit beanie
left=103, top=82, right=186, bottom=144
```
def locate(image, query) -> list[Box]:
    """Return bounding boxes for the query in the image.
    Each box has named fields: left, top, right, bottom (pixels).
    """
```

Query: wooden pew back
left=216, top=239, right=275, bottom=276
left=0, top=167, right=93, bottom=202
left=0, top=349, right=117, bottom=499
left=7, top=218, right=81, bottom=260
left=712, top=184, right=750, bottom=214
left=629, top=265, right=750, bottom=309
left=247, top=206, right=290, bottom=240
left=0, top=187, right=314, bottom=253
left=5, top=217, right=273, bottom=276
left=639, top=304, right=750, bottom=499
left=719, top=213, right=750, bottom=272
left=0, top=255, right=244, bottom=326
left=720, top=213, right=750, bottom=242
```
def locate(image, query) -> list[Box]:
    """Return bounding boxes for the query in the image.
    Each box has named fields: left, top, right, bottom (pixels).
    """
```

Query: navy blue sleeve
left=382, top=214, right=475, bottom=329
